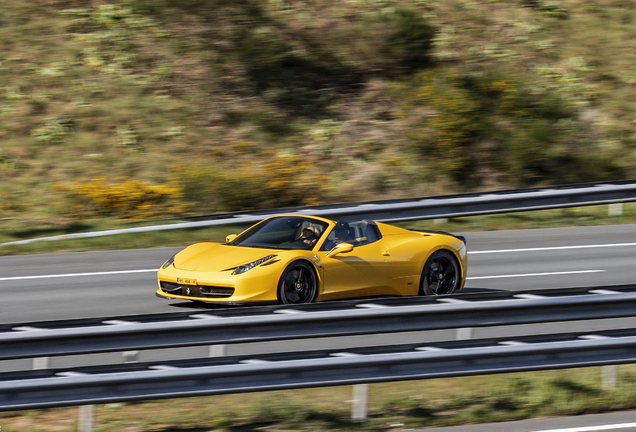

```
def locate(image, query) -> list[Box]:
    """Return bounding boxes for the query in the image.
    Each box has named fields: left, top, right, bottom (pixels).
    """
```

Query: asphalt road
left=1, top=224, right=636, bottom=325
left=422, top=409, right=636, bottom=432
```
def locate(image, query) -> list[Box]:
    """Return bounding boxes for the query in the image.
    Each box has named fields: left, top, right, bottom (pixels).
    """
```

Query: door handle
left=382, top=251, right=390, bottom=256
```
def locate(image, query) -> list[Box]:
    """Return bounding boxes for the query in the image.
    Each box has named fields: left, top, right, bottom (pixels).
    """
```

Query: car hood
left=174, top=242, right=280, bottom=272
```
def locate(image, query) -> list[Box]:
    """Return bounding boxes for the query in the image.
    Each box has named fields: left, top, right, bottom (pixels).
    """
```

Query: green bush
left=415, top=67, right=624, bottom=187
left=385, top=8, right=435, bottom=72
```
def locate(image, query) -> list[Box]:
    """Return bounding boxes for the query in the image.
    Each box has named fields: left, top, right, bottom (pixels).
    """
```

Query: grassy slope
left=4, top=366, right=636, bottom=431
left=0, top=0, right=636, bottom=247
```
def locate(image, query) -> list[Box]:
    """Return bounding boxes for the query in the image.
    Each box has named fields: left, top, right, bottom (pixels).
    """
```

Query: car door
left=318, top=240, right=393, bottom=300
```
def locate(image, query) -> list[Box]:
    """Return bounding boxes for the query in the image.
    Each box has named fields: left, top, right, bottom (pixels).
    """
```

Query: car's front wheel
left=278, top=261, right=318, bottom=304
left=420, top=250, right=460, bottom=296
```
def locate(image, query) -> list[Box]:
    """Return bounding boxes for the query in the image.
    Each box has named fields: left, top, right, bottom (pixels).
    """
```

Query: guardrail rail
left=2, top=285, right=636, bottom=360
left=2, top=285, right=636, bottom=411
left=3, top=180, right=636, bottom=245
left=3, top=327, right=636, bottom=410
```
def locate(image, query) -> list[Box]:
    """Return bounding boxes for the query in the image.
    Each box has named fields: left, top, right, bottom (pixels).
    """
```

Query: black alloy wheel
left=420, top=250, right=460, bottom=296
left=279, top=261, right=318, bottom=304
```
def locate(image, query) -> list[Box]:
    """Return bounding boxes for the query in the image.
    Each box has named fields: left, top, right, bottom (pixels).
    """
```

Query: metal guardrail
left=3, top=330, right=636, bottom=411
left=3, top=180, right=636, bottom=245
left=1, top=285, right=636, bottom=360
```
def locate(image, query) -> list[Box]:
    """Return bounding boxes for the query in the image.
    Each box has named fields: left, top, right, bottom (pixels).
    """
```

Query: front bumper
left=156, top=265, right=280, bottom=303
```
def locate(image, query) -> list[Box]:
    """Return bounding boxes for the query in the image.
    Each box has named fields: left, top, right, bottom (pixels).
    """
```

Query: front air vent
left=199, top=286, right=235, bottom=298
left=160, top=281, right=181, bottom=292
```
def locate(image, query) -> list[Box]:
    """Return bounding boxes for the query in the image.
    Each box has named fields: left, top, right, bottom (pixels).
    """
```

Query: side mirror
left=225, top=234, right=238, bottom=243
left=326, top=242, right=354, bottom=258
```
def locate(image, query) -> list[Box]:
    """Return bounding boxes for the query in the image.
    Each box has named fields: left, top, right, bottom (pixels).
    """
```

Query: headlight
left=232, top=255, right=276, bottom=275
left=162, top=255, right=176, bottom=269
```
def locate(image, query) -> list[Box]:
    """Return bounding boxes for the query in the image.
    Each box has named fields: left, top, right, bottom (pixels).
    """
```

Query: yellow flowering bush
left=56, top=177, right=185, bottom=221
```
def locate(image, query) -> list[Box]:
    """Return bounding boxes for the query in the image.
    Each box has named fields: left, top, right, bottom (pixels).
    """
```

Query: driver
left=300, top=226, right=318, bottom=247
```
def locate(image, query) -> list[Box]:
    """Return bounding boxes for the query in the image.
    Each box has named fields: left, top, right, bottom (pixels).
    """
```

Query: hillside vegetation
left=1, top=0, right=635, bottom=237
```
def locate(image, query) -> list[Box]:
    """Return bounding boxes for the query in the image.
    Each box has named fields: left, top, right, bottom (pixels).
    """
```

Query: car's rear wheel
left=279, top=261, right=318, bottom=304
left=420, top=250, right=460, bottom=296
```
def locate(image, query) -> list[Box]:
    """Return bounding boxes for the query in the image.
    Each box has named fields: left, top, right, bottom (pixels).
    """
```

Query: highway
left=1, top=222, right=636, bottom=425
left=1, top=224, right=636, bottom=324
left=422, top=410, right=636, bottom=432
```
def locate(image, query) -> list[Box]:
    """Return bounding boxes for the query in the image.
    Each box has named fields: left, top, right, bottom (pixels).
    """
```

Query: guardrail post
left=32, top=357, right=49, bottom=370
left=456, top=327, right=473, bottom=340
left=351, top=384, right=368, bottom=422
left=602, top=365, right=617, bottom=390
left=209, top=344, right=226, bottom=357
left=122, top=351, right=139, bottom=363
left=78, top=405, right=94, bottom=432
left=609, top=203, right=623, bottom=216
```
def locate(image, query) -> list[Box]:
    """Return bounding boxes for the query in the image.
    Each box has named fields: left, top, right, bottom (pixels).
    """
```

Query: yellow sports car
left=156, top=214, right=467, bottom=305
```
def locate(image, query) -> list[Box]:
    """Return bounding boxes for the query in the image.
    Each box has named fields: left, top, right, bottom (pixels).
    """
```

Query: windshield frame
left=228, top=216, right=331, bottom=251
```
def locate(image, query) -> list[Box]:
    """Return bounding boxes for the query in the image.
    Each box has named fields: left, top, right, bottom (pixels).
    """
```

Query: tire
left=278, top=261, right=318, bottom=304
left=420, top=250, right=460, bottom=296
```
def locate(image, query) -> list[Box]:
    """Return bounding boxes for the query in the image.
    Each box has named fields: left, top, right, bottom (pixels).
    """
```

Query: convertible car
left=156, top=214, right=467, bottom=305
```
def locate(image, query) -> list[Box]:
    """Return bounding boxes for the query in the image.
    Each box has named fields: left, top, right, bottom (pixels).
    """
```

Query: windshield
left=230, top=216, right=329, bottom=250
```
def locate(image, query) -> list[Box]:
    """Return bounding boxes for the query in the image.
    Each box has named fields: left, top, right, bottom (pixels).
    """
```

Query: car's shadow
left=458, top=287, right=505, bottom=294
left=168, top=302, right=245, bottom=310
left=165, top=287, right=507, bottom=310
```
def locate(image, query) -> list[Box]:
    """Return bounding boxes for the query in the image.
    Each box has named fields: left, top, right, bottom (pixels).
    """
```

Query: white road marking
left=12, top=326, right=46, bottom=332
left=514, top=293, right=547, bottom=299
left=469, top=242, right=636, bottom=255
left=56, top=371, right=90, bottom=377
left=436, top=298, right=469, bottom=303
left=190, top=314, right=222, bottom=320
left=529, top=422, right=636, bottom=432
left=330, top=352, right=364, bottom=357
left=148, top=365, right=181, bottom=370
left=579, top=335, right=613, bottom=340
left=102, top=320, right=140, bottom=325
left=0, top=269, right=157, bottom=281
left=467, top=270, right=604, bottom=280
left=589, top=289, right=621, bottom=295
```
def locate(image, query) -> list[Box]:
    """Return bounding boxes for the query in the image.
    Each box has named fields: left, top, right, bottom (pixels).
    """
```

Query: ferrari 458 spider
left=156, top=214, right=467, bottom=305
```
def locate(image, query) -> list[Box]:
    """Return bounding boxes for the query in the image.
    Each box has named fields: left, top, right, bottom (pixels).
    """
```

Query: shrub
left=172, top=155, right=330, bottom=214
left=172, top=165, right=264, bottom=214
left=117, top=126, right=142, bottom=152
left=55, top=177, right=185, bottom=220
left=31, top=117, right=74, bottom=145
left=63, top=3, right=168, bottom=75
left=536, top=1, right=569, bottom=19
left=385, top=8, right=436, bottom=71
left=414, top=67, right=624, bottom=187
left=416, top=69, right=500, bottom=181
